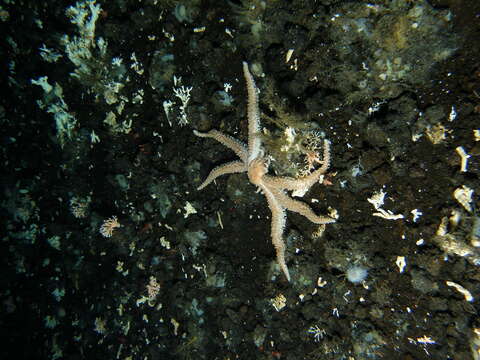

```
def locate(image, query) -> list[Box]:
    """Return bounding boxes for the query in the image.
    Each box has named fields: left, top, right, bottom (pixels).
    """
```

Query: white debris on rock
left=367, top=189, right=404, bottom=220
left=453, top=185, right=473, bottom=213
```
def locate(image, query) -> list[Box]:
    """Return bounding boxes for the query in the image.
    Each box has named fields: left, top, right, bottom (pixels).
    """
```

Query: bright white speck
left=396, top=256, right=406, bottom=273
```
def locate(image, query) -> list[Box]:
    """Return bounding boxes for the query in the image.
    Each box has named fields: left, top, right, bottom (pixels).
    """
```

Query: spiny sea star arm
left=242, top=62, right=262, bottom=163
left=263, top=140, right=331, bottom=193
left=194, top=129, right=248, bottom=163
left=262, top=167, right=325, bottom=196
left=197, top=160, right=247, bottom=190
left=259, top=184, right=290, bottom=281
left=273, top=188, right=336, bottom=225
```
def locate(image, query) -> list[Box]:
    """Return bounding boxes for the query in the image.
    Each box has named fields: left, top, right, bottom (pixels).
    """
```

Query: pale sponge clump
left=346, top=265, right=368, bottom=284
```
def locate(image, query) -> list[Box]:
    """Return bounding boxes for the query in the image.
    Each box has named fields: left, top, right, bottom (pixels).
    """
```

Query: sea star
left=194, top=62, right=336, bottom=281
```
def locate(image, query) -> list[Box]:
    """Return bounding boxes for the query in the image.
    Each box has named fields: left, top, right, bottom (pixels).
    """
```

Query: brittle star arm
left=194, top=129, right=248, bottom=163
left=197, top=160, right=247, bottom=190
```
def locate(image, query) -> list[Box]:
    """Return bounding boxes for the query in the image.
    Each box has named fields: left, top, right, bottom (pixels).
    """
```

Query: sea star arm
left=197, top=160, right=247, bottom=190
left=263, top=168, right=325, bottom=197
left=242, top=62, right=262, bottom=163
left=194, top=129, right=248, bottom=163
left=273, top=188, right=336, bottom=225
left=263, top=139, right=331, bottom=194
left=258, top=183, right=290, bottom=281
